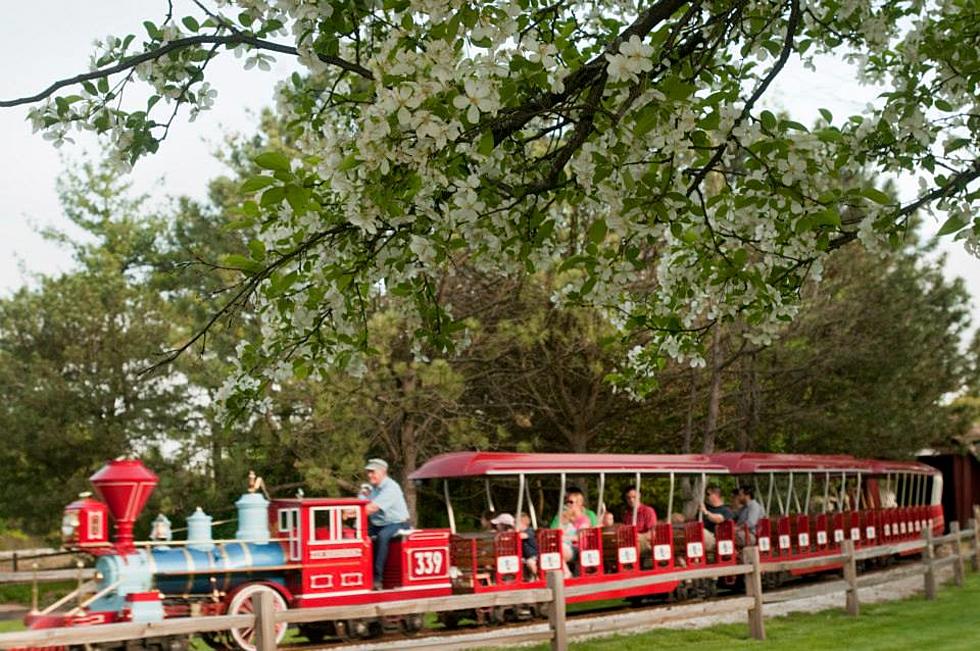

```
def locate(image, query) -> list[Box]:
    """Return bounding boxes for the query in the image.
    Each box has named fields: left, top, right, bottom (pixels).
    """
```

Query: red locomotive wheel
left=227, top=584, right=288, bottom=651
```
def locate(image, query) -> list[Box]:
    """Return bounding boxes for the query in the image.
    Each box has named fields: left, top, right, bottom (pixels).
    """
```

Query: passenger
left=556, top=492, right=591, bottom=573
left=491, top=512, right=516, bottom=532
left=549, top=487, right=599, bottom=528
left=362, top=458, right=411, bottom=590
left=621, top=485, right=657, bottom=553
left=518, top=512, right=539, bottom=577
left=734, top=485, right=764, bottom=546
left=480, top=510, right=497, bottom=532
left=601, top=511, right=615, bottom=528
left=700, top=485, right=735, bottom=552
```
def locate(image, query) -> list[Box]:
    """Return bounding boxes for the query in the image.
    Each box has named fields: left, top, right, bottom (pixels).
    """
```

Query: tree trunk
left=702, top=328, right=723, bottom=454
left=399, top=419, right=419, bottom=523
left=682, top=369, right=698, bottom=454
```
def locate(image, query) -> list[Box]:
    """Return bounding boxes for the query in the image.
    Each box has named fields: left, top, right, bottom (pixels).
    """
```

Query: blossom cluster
left=20, top=0, right=980, bottom=407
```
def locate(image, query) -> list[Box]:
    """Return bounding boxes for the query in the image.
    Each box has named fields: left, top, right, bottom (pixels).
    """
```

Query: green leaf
left=254, top=151, right=291, bottom=172
left=143, top=21, right=161, bottom=39
left=478, top=130, right=495, bottom=156
left=944, top=138, right=969, bottom=155
left=760, top=110, right=777, bottom=131
left=862, top=187, right=892, bottom=205
left=934, top=98, right=953, bottom=112
left=818, top=108, right=833, bottom=123
left=285, top=185, right=309, bottom=213
left=260, top=186, right=286, bottom=207
left=182, top=16, right=200, bottom=32
left=248, top=239, right=266, bottom=261
left=587, top=219, right=608, bottom=244
left=338, top=154, right=360, bottom=171
left=240, top=176, right=277, bottom=192
left=936, top=214, right=967, bottom=236
left=222, top=254, right=264, bottom=274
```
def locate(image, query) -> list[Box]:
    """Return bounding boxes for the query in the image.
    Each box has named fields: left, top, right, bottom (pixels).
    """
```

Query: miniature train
left=25, top=452, right=943, bottom=650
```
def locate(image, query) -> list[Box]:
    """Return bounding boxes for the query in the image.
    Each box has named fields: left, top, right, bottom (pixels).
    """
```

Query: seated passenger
left=518, top=512, right=539, bottom=577
left=621, top=485, right=657, bottom=552
left=601, top=510, right=615, bottom=528
left=556, top=494, right=590, bottom=575
left=734, top=485, right=764, bottom=545
left=549, top=487, right=598, bottom=528
left=700, top=485, right=735, bottom=552
left=480, top=509, right=497, bottom=532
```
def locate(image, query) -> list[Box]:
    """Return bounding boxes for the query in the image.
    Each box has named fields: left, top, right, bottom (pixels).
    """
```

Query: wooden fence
left=0, top=511, right=977, bottom=651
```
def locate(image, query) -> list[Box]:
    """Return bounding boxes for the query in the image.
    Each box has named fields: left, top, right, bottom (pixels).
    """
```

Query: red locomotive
left=26, top=452, right=942, bottom=650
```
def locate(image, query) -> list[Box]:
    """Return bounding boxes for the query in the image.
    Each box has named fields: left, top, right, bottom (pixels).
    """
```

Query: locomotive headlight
left=61, top=512, right=79, bottom=540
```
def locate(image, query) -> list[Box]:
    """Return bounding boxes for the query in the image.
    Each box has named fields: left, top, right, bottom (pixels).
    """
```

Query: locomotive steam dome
left=89, top=458, right=158, bottom=552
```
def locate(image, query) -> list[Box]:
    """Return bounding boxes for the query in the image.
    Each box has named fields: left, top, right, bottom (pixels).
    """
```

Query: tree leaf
left=936, top=214, right=967, bottom=236
left=254, top=151, right=291, bottom=172
left=241, top=176, right=277, bottom=193
left=862, top=187, right=892, bottom=205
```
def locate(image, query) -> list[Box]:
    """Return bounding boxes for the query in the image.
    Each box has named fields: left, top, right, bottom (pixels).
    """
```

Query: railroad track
left=264, top=557, right=929, bottom=651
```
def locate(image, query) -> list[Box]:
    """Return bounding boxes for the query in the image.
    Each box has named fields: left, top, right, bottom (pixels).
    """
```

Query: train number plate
left=834, top=530, right=845, bottom=543
left=778, top=534, right=791, bottom=550
left=540, top=552, right=561, bottom=571
left=409, top=549, right=448, bottom=579
left=654, top=544, right=672, bottom=561
left=497, top=555, right=520, bottom=575
left=686, top=542, right=704, bottom=558
left=798, top=533, right=810, bottom=547
left=758, top=537, right=770, bottom=552
left=865, top=527, right=876, bottom=540
left=580, top=549, right=600, bottom=567
left=618, top=546, right=637, bottom=564
left=718, top=540, right=734, bottom=556
left=816, top=531, right=828, bottom=545
left=850, top=527, right=861, bottom=541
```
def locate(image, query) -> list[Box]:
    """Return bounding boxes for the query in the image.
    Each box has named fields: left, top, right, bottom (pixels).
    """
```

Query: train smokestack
left=89, top=458, right=158, bottom=553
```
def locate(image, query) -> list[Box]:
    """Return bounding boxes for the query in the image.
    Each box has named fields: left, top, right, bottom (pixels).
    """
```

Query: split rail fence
left=0, top=508, right=977, bottom=651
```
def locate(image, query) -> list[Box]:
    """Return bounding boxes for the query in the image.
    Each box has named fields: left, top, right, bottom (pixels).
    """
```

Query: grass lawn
left=517, top=571, right=980, bottom=651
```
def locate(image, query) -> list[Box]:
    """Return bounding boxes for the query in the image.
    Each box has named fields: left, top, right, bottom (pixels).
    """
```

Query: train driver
left=363, top=458, right=411, bottom=590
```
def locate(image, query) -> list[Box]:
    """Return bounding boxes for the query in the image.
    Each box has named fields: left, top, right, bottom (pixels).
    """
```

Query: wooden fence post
left=972, top=505, right=980, bottom=572
left=252, top=590, right=277, bottom=651
left=841, top=539, right=859, bottom=616
left=922, top=528, right=936, bottom=600
left=950, top=522, right=964, bottom=587
left=547, top=570, right=567, bottom=651
left=744, top=545, right=766, bottom=640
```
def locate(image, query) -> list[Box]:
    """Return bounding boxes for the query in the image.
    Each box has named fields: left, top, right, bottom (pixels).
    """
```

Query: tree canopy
left=4, top=0, right=978, bottom=403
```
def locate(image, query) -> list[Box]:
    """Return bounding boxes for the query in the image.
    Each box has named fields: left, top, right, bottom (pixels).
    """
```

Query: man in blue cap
left=363, top=458, right=410, bottom=590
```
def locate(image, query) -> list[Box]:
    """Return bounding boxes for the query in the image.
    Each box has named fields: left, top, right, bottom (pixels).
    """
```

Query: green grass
left=0, top=581, right=75, bottom=609
left=0, top=620, right=24, bottom=633
left=513, top=571, right=980, bottom=651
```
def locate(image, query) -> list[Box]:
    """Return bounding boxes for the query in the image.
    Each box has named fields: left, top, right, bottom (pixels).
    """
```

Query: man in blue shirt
left=363, top=458, right=410, bottom=589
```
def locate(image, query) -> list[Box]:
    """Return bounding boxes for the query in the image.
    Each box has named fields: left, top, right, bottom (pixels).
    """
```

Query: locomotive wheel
left=439, top=610, right=463, bottom=629
left=402, top=614, right=425, bottom=635
left=227, top=584, right=289, bottom=651
left=298, top=623, right=332, bottom=643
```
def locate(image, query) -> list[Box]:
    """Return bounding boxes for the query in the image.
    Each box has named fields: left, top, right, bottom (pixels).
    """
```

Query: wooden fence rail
left=0, top=513, right=976, bottom=651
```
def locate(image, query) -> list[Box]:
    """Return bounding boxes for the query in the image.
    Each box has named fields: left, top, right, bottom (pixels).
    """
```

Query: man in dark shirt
left=700, top=485, right=734, bottom=551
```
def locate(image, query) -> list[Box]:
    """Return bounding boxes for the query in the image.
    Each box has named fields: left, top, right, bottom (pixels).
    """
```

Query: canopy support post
left=444, top=480, right=456, bottom=534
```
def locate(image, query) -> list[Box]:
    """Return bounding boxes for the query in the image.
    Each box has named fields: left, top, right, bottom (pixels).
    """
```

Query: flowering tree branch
left=4, top=0, right=979, bottom=406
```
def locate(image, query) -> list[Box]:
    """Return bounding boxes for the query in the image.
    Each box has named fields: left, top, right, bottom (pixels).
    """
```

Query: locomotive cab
left=62, top=493, right=110, bottom=550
